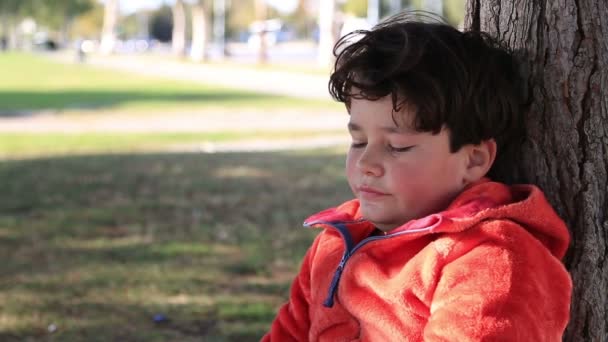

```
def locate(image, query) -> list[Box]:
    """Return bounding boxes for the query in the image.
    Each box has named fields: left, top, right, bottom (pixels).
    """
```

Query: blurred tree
left=226, top=0, right=279, bottom=40
left=0, top=0, right=93, bottom=47
left=381, top=0, right=465, bottom=26
left=100, top=0, right=118, bottom=54
left=420, top=0, right=443, bottom=16
left=71, top=2, right=105, bottom=39
left=408, top=0, right=424, bottom=10
left=442, top=0, right=465, bottom=26
left=25, top=0, right=93, bottom=43
left=0, top=0, right=24, bottom=17
left=254, top=0, right=268, bottom=64
left=284, top=0, right=316, bottom=39
left=0, top=0, right=26, bottom=48
left=149, top=6, right=173, bottom=42
left=190, top=0, right=209, bottom=62
left=342, top=0, right=367, bottom=17
left=212, top=0, right=226, bottom=58
left=227, top=0, right=255, bottom=38
left=172, top=0, right=186, bottom=56
left=382, top=0, right=413, bottom=16
left=341, top=0, right=407, bottom=19
left=317, top=0, right=337, bottom=67
left=119, top=13, right=140, bottom=39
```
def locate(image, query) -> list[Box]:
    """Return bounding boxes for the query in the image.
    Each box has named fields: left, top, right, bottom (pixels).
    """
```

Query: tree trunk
left=1, top=15, right=16, bottom=50
left=100, top=0, right=118, bottom=55
left=190, top=1, right=208, bottom=63
left=0, top=12, right=8, bottom=41
left=464, top=1, right=608, bottom=341
left=172, top=0, right=186, bottom=57
left=255, top=0, right=268, bottom=64
left=60, top=16, right=73, bottom=46
left=0, top=0, right=19, bottom=50
left=317, top=0, right=336, bottom=67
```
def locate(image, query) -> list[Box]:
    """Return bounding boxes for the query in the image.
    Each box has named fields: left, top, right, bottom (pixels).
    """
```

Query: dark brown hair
left=329, top=12, right=525, bottom=178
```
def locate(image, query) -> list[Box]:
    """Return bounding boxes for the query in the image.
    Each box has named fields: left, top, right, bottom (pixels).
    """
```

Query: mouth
left=357, top=185, right=389, bottom=198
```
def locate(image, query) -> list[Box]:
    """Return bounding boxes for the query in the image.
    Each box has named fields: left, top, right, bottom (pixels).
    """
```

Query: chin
left=372, top=221, right=401, bottom=232
left=362, top=212, right=399, bottom=229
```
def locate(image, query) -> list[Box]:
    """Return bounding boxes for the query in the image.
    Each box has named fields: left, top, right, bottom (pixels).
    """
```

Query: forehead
left=348, top=96, right=416, bottom=131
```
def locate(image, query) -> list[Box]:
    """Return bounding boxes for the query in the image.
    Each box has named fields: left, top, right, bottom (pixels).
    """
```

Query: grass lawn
left=0, top=51, right=352, bottom=340
left=0, top=148, right=352, bottom=341
left=0, top=53, right=340, bottom=113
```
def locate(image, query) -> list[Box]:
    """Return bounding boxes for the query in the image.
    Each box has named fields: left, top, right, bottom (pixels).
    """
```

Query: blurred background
left=0, top=0, right=464, bottom=340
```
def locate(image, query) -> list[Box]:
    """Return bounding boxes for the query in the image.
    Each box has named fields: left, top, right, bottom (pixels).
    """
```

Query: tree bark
left=465, top=1, right=608, bottom=341
left=172, top=0, right=186, bottom=57
left=100, top=0, right=118, bottom=55
left=190, top=1, right=208, bottom=62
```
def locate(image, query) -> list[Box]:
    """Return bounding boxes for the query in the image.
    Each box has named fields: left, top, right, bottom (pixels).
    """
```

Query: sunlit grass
left=0, top=53, right=340, bottom=112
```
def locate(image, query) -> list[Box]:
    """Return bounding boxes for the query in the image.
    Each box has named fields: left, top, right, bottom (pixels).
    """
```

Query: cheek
left=345, top=151, right=358, bottom=186
left=436, top=154, right=465, bottom=182
left=389, top=165, right=424, bottom=190
left=407, top=154, right=463, bottom=191
left=387, top=158, right=440, bottom=192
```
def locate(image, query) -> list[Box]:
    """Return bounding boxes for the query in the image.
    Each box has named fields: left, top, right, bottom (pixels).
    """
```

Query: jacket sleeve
left=261, top=233, right=322, bottom=342
left=423, top=223, right=572, bottom=341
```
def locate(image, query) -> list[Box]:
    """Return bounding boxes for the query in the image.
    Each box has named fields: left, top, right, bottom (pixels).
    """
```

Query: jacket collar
left=304, top=178, right=570, bottom=258
left=304, top=178, right=497, bottom=233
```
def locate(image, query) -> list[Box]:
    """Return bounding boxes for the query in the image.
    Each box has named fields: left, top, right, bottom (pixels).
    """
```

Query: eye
left=388, top=145, right=414, bottom=153
left=350, top=142, right=367, bottom=148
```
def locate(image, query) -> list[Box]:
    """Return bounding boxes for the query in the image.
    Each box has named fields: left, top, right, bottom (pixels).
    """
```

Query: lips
left=358, top=185, right=389, bottom=198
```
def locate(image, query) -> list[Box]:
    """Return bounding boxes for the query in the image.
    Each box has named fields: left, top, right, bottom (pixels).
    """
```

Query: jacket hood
left=304, top=178, right=570, bottom=259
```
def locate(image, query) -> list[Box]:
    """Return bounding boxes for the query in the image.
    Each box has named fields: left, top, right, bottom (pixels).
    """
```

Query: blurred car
left=33, top=32, right=59, bottom=51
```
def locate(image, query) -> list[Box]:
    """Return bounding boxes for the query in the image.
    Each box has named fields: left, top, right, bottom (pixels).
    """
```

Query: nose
left=356, top=146, right=383, bottom=177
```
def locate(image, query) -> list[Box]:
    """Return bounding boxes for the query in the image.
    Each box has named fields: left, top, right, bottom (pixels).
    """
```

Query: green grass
left=0, top=148, right=352, bottom=341
left=0, top=131, right=345, bottom=159
left=0, top=50, right=351, bottom=340
left=0, top=53, right=339, bottom=112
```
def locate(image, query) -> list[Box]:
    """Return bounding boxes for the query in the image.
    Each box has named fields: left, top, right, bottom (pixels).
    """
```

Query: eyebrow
left=347, top=122, right=415, bottom=134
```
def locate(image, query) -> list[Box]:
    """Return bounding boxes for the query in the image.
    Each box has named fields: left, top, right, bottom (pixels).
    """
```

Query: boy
left=263, top=12, right=572, bottom=341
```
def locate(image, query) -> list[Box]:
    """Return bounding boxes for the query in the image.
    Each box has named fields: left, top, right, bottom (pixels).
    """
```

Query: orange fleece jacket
left=262, top=180, right=572, bottom=341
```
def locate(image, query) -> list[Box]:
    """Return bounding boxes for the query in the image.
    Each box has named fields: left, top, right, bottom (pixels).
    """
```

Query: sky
left=116, top=0, right=299, bottom=15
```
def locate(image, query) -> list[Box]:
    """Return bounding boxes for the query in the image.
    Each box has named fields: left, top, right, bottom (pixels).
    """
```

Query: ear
left=462, top=139, right=497, bottom=185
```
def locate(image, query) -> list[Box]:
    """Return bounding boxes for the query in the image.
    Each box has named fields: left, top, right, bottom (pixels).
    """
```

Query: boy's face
left=346, top=96, right=470, bottom=231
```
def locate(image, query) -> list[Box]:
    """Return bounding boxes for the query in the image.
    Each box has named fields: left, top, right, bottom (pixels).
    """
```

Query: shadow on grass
left=0, top=90, right=289, bottom=116
left=0, top=149, right=351, bottom=341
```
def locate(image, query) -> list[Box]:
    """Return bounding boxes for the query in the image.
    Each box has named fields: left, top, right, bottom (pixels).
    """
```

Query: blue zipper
left=323, top=252, right=348, bottom=307
left=322, top=233, right=391, bottom=307
left=307, top=220, right=433, bottom=308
